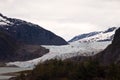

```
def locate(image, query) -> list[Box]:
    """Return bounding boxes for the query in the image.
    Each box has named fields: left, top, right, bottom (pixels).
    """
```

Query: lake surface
left=0, top=67, right=32, bottom=80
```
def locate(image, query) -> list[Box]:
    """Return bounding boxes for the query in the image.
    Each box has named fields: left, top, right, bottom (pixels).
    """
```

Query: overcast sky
left=0, top=0, right=120, bottom=40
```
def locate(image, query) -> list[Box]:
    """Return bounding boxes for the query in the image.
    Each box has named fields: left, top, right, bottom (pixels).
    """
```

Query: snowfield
left=77, top=30, right=115, bottom=42
left=7, top=41, right=111, bottom=68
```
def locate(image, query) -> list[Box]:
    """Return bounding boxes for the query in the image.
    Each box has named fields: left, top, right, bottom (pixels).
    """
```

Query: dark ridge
left=0, top=13, right=68, bottom=45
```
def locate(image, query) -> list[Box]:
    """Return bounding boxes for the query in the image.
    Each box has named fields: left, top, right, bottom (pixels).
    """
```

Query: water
left=0, top=67, right=32, bottom=80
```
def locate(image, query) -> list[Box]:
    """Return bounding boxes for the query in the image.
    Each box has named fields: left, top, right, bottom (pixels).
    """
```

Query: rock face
left=95, top=27, right=120, bottom=64
left=0, top=13, right=68, bottom=45
left=0, top=30, right=49, bottom=62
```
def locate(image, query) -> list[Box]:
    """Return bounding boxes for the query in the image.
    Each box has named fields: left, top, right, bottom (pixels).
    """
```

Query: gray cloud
left=0, top=0, right=120, bottom=40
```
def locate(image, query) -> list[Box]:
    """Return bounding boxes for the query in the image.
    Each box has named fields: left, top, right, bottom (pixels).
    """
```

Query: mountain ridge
left=69, top=27, right=117, bottom=43
left=0, top=13, right=68, bottom=45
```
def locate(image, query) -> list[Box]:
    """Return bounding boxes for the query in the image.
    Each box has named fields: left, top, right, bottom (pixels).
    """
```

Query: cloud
left=0, top=0, right=120, bottom=40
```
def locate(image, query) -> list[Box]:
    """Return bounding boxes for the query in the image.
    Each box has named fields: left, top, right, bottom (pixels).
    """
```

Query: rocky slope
left=0, top=13, right=68, bottom=45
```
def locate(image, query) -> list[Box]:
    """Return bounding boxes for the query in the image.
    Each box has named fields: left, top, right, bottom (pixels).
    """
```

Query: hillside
left=0, top=30, right=49, bottom=62
left=10, top=59, right=120, bottom=80
left=0, top=13, right=68, bottom=45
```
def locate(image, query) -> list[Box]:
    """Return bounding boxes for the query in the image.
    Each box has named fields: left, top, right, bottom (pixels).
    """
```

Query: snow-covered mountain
left=69, top=27, right=117, bottom=42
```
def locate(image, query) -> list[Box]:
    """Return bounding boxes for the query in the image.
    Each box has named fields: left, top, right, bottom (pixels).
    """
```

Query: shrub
left=16, top=59, right=120, bottom=80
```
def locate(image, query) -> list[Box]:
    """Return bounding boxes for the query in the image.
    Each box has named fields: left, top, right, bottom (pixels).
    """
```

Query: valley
left=7, top=41, right=111, bottom=68
left=7, top=27, right=116, bottom=68
left=0, top=13, right=120, bottom=80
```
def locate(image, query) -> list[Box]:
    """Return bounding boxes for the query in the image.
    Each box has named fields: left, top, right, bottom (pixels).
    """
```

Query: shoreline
left=0, top=67, right=32, bottom=80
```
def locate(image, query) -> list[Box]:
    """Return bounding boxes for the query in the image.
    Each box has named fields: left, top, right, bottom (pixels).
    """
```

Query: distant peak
left=107, top=27, right=117, bottom=30
left=103, top=27, right=117, bottom=33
